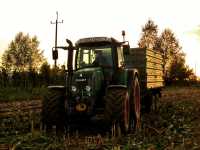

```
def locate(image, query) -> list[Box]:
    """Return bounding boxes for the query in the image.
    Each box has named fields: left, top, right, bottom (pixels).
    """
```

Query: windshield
left=76, top=46, right=113, bottom=69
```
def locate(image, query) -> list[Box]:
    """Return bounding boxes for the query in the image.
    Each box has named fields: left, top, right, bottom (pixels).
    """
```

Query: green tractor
left=42, top=35, right=163, bottom=134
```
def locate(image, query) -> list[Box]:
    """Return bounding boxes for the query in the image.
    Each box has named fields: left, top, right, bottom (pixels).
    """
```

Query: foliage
left=40, top=62, right=51, bottom=86
left=1, top=32, right=45, bottom=72
left=0, top=66, right=9, bottom=87
left=156, top=29, right=182, bottom=80
left=0, top=62, right=65, bottom=89
left=138, top=19, right=158, bottom=49
left=0, top=62, right=66, bottom=101
left=166, top=53, right=197, bottom=85
left=0, top=87, right=48, bottom=102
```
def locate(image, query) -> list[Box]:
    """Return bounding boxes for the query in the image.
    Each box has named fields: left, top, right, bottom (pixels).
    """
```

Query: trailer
left=125, top=48, right=164, bottom=112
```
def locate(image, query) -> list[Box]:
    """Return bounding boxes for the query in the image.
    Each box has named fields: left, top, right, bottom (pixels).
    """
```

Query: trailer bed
left=125, top=48, right=164, bottom=89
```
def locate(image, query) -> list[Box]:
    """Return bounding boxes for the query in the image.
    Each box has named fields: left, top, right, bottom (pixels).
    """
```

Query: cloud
left=188, top=26, right=200, bottom=41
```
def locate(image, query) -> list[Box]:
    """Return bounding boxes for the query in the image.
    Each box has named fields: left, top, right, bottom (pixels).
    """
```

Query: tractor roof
left=75, top=37, right=120, bottom=47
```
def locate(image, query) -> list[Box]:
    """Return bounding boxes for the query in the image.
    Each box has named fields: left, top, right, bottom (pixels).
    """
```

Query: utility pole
left=122, top=30, right=126, bottom=42
left=51, top=11, right=63, bottom=67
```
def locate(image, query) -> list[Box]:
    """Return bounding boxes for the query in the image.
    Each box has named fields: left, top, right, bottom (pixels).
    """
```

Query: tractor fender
left=126, top=68, right=139, bottom=79
left=47, top=85, right=66, bottom=91
left=106, top=85, right=128, bottom=91
left=125, top=68, right=139, bottom=88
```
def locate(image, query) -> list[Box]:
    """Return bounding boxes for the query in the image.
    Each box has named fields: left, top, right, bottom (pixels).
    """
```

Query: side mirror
left=123, top=44, right=130, bottom=55
left=52, top=50, right=58, bottom=60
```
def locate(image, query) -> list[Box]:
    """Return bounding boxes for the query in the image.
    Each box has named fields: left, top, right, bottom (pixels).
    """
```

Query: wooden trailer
left=124, top=48, right=164, bottom=111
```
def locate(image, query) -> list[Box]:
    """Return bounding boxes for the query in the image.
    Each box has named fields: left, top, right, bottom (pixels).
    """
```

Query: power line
left=51, top=11, right=63, bottom=67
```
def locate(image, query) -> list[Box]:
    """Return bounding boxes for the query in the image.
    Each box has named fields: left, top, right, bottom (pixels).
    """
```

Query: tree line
left=0, top=32, right=65, bottom=88
left=0, top=21, right=198, bottom=88
left=0, top=63, right=66, bottom=88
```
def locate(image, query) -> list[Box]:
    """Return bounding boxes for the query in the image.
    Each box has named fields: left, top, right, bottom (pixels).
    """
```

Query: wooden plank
left=147, top=82, right=164, bottom=88
left=147, top=76, right=163, bottom=81
left=146, top=56, right=163, bottom=64
left=129, top=57, right=163, bottom=65
left=130, top=48, right=163, bottom=60
left=137, top=68, right=164, bottom=76
left=146, top=50, right=163, bottom=60
left=126, top=51, right=163, bottom=64
left=131, top=62, right=163, bottom=70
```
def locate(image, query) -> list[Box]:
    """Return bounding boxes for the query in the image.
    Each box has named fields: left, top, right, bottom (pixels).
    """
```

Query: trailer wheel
left=41, top=89, right=66, bottom=135
left=104, top=88, right=130, bottom=134
left=152, top=94, right=160, bottom=112
left=130, top=76, right=141, bottom=131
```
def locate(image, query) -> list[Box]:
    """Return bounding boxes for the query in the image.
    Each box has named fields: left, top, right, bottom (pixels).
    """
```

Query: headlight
left=85, top=85, right=91, bottom=92
left=71, top=85, right=77, bottom=92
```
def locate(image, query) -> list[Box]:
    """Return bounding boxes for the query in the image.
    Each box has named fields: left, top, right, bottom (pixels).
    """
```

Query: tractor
left=42, top=34, right=163, bottom=134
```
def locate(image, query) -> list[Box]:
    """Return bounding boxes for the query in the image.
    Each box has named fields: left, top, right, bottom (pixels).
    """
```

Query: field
left=0, top=86, right=200, bottom=150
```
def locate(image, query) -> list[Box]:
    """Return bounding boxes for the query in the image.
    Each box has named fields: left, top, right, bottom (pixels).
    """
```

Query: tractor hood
left=72, top=67, right=104, bottom=92
left=75, top=67, right=101, bottom=74
left=74, top=67, right=102, bottom=79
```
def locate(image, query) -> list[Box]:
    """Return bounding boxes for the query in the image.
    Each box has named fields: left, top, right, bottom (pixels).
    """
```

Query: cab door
left=115, top=46, right=128, bottom=86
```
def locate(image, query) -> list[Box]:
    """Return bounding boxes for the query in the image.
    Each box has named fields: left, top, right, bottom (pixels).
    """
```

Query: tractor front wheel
left=41, top=88, right=66, bottom=135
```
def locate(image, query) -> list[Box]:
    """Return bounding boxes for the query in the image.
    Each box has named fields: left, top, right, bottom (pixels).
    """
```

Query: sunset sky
left=0, top=0, right=200, bottom=76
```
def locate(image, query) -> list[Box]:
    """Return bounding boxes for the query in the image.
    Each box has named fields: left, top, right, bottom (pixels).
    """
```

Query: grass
left=0, top=87, right=48, bottom=102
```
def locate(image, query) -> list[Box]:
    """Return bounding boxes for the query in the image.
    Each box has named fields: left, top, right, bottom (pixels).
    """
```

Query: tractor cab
left=74, top=37, right=128, bottom=84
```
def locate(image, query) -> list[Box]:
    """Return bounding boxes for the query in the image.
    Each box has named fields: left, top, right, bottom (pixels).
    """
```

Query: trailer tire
left=104, top=88, right=130, bottom=134
left=41, top=89, right=66, bottom=135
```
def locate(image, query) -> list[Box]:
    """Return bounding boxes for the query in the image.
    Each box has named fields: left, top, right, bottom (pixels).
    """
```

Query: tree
left=155, top=29, right=182, bottom=77
left=40, top=62, right=51, bottom=86
left=138, top=19, right=158, bottom=49
left=168, top=52, right=195, bottom=84
left=1, top=32, right=45, bottom=72
left=0, top=66, right=9, bottom=87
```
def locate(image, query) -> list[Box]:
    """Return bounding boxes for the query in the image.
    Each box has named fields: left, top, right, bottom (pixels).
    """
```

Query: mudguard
left=47, top=85, right=66, bottom=91
left=106, top=85, right=128, bottom=91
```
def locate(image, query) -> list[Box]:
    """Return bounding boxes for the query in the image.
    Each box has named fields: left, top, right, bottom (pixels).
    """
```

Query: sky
left=0, top=0, right=200, bottom=76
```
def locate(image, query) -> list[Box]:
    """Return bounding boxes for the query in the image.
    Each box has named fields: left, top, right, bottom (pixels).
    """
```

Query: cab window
left=117, top=46, right=124, bottom=68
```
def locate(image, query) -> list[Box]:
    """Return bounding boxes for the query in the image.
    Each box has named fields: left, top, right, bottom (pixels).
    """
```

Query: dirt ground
left=0, top=86, right=200, bottom=150
left=144, top=86, right=200, bottom=149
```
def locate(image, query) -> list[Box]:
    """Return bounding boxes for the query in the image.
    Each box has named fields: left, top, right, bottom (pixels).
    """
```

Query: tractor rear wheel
left=104, top=88, right=130, bottom=134
left=41, top=88, right=66, bottom=135
left=129, top=76, right=141, bottom=131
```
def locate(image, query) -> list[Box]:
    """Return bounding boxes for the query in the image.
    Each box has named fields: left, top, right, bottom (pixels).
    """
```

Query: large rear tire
left=41, top=88, right=66, bottom=135
left=104, top=88, right=130, bottom=134
left=129, top=75, right=141, bottom=131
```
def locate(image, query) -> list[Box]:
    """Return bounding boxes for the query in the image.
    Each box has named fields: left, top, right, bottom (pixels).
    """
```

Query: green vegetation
left=0, top=87, right=47, bottom=102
